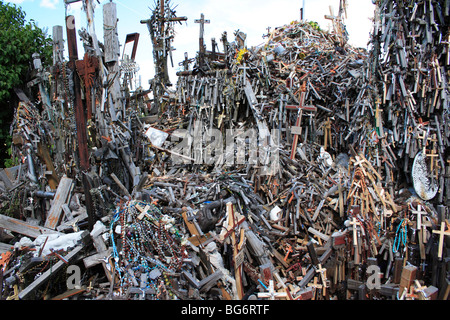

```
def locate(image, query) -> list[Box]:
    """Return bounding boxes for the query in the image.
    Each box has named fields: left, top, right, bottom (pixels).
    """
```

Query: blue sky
left=6, top=0, right=375, bottom=88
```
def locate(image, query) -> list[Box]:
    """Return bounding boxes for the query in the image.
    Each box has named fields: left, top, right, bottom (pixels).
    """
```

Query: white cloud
left=40, top=0, right=59, bottom=9
left=8, top=0, right=28, bottom=4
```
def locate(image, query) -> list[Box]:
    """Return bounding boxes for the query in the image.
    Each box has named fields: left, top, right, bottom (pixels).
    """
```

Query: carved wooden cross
left=432, top=221, right=450, bottom=260
left=75, top=52, right=99, bottom=120
left=224, top=202, right=246, bottom=299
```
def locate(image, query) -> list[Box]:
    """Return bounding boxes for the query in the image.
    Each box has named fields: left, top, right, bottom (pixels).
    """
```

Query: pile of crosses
left=0, top=0, right=449, bottom=300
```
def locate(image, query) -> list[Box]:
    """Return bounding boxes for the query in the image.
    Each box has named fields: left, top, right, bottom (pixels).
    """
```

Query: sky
left=6, top=0, right=375, bottom=89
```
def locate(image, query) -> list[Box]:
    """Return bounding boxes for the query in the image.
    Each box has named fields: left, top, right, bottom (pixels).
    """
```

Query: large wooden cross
left=195, top=13, right=210, bottom=68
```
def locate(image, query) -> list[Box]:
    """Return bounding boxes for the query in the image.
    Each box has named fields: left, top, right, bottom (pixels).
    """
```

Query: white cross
left=257, top=280, right=288, bottom=300
left=411, top=204, right=427, bottom=230
left=349, top=217, right=361, bottom=246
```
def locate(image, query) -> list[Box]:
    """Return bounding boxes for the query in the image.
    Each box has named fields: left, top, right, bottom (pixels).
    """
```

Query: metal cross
left=257, top=280, right=288, bottom=300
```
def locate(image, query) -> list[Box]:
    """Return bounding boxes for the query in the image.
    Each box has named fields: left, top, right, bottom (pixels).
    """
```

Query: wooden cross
left=307, top=277, right=323, bottom=300
left=257, top=280, right=288, bottom=300
left=425, top=134, right=438, bottom=173
left=285, top=104, right=316, bottom=160
left=432, top=221, right=450, bottom=260
left=315, top=263, right=328, bottom=293
left=195, top=13, right=210, bottom=68
left=349, top=217, right=361, bottom=247
left=75, top=53, right=99, bottom=120
left=225, top=202, right=245, bottom=299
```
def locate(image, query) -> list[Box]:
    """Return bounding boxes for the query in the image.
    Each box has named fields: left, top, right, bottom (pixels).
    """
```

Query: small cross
left=432, top=221, right=450, bottom=260
left=257, top=280, right=288, bottom=300
left=284, top=244, right=293, bottom=261
left=315, top=263, right=328, bottom=288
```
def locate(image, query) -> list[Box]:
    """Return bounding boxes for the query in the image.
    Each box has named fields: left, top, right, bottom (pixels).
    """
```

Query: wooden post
left=44, top=175, right=74, bottom=229
left=67, top=16, right=89, bottom=172
left=103, top=2, right=120, bottom=64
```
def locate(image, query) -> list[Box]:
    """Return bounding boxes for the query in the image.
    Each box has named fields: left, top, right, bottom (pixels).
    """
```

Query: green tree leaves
left=0, top=1, right=53, bottom=166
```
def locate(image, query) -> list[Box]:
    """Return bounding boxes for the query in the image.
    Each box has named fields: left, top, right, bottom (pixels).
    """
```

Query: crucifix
left=432, top=221, right=450, bottom=260
left=257, top=280, right=288, bottom=300
left=195, top=13, right=210, bottom=70
left=179, top=52, right=195, bottom=72
left=410, top=204, right=427, bottom=231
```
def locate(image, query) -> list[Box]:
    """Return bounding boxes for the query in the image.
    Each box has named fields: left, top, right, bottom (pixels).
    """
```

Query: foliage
left=0, top=1, right=52, bottom=166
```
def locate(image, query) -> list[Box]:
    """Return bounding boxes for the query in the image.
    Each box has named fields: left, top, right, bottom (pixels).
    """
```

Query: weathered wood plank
left=0, top=214, right=60, bottom=238
left=44, top=175, right=74, bottom=229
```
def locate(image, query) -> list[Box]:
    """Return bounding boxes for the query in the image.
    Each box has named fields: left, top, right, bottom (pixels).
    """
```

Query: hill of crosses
left=0, top=0, right=449, bottom=301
